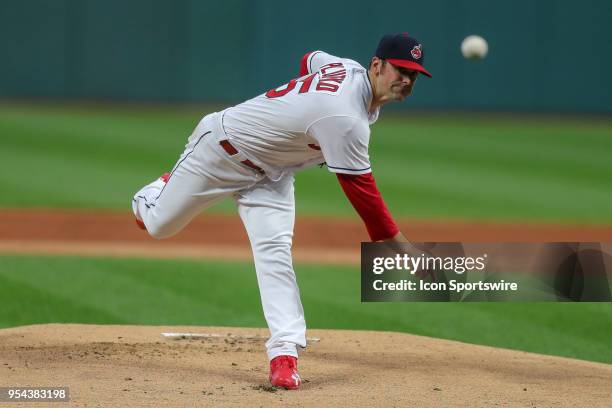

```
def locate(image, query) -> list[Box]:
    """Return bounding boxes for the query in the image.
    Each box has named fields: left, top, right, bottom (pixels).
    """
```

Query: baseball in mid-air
left=461, top=35, right=488, bottom=59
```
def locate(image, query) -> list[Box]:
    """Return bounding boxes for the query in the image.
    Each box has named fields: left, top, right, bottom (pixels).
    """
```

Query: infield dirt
left=1, top=324, right=611, bottom=407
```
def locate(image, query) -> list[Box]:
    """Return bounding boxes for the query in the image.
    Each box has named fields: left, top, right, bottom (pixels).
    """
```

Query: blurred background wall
left=1, top=0, right=611, bottom=112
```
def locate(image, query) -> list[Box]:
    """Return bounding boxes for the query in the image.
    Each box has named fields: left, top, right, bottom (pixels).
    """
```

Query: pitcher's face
left=383, top=60, right=419, bottom=101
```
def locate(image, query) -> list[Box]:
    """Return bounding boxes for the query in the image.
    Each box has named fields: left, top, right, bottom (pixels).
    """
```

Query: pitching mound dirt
left=1, top=324, right=610, bottom=407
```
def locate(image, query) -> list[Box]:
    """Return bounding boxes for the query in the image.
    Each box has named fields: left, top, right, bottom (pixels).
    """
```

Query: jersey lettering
left=316, top=63, right=347, bottom=93
left=266, top=62, right=347, bottom=99
left=319, top=62, right=343, bottom=74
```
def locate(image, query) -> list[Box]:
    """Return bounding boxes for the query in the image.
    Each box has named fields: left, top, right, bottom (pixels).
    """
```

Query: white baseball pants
left=132, top=112, right=306, bottom=360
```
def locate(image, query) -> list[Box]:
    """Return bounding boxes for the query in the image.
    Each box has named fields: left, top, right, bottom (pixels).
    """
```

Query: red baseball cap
left=375, top=33, right=432, bottom=78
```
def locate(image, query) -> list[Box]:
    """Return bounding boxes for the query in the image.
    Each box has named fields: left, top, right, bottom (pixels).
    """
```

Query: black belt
left=219, top=140, right=265, bottom=175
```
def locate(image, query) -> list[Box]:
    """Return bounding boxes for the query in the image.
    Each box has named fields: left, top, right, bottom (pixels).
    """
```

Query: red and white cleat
left=269, top=355, right=301, bottom=390
left=134, top=172, right=170, bottom=230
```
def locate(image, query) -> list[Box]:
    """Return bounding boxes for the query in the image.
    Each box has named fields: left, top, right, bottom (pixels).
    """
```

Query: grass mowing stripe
left=0, top=274, right=126, bottom=325
left=1, top=104, right=612, bottom=222
left=101, top=258, right=266, bottom=325
left=374, top=120, right=612, bottom=188
left=373, top=127, right=612, bottom=184
left=378, top=156, right=611, bottom=211
left=379, top=177, right=602, bottom=222
left=371, top=142, right=611, bottom=222
left=377, top=122, right=612, bottom=155
left=374, top=138, right=612, bottom=186
left=378, top=117, right=612, bottom=151
left=0, top=257, right=265, bottom=327
left=0, top=120, right=181, bottom=166
left=1, top=255, right=612, bottom=364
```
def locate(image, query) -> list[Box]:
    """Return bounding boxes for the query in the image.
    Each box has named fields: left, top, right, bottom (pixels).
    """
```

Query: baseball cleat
left=269, top=355, right=301, bottom=390
left=134, top=172, right=171, bottom=230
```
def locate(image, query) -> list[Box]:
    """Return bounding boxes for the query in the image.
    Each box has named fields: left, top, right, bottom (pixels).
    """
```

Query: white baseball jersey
left=133, top=51, right=384, bottom=364
left=221, top=51, right=380, bottom=181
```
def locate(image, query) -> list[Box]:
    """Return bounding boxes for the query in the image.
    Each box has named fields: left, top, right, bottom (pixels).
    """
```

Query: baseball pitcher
left=132, top=33, right=431, bottom=390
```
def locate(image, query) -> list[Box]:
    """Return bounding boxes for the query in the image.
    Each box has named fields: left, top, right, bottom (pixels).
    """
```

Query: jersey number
left=265, top=74, right=316, bottom=98
left=266, top=63, right=346, bottom=99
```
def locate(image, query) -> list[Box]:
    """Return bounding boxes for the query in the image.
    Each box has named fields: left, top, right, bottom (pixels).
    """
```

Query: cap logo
left=410, top=44, right=422, bottom=59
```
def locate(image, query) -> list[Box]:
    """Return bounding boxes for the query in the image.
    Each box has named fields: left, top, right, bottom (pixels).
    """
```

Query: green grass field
left=1, top=255, right=611, bottom=364
left=1, top=103, right=611, bottom=366
left=1, top=103, right=611, bottom=223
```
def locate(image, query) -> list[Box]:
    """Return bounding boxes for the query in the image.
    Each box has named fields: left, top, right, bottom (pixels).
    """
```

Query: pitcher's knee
left=258, top=237, right=292, bottom=251
left=254, top=240, right=293, bottom=264
left=145, top=219, right=179, bottom=240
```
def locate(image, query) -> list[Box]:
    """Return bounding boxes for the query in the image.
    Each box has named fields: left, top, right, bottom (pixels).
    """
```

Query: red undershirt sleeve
left=336, top=173, right=400, bottom=241
left=299, top=52, right=313, bottom=76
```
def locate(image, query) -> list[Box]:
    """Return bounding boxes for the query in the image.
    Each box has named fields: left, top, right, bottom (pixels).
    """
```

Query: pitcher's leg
left=132, top=160, right=225, bottom=239
left=235, top=174, right=306, bottom=360
left=132, top=117, right=260, bottom=239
